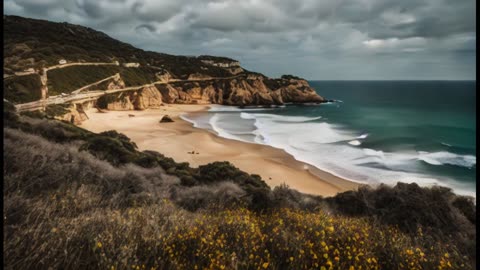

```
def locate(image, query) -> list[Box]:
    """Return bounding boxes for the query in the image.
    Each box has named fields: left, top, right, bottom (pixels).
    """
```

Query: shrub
left=3, top=74, right=43, bottom=103
left=20, top=110, right=45, bottom=119
left=45, top=104, right=70, bottom=117
left=79, top=136, right=138, bottom=166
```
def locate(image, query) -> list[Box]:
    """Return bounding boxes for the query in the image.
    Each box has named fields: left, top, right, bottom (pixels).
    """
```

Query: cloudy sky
left=4, top=0, right=476, bottom=80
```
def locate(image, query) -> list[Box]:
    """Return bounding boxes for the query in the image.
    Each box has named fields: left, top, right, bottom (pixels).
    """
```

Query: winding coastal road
left=13, top=62, right=246, bottom=112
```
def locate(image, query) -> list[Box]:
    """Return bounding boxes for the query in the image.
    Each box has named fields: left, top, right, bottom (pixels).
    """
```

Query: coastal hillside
left=3, top=101, right=476, bottom=269
left=4, top=15, right=324, bottom=113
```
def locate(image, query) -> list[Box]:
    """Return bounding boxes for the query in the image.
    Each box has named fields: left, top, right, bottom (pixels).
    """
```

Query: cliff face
left=98, top=74, right=324, bottom=110
left=102, top=86, right=164, bottom=111
left=161, top=75, right=323, bottom=106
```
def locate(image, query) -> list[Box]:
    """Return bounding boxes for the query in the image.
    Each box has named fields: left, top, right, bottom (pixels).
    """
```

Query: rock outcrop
left=106, top=74, right=126, bottom=90
left=159, top=115, right=174, bottom=123
left=56, top=101, right=93, bottom=124
left=134, top=85, right=163, bottom=110
left=99, top=85, right=163, bottom=111
left=154, top=75, right=324, bottom=106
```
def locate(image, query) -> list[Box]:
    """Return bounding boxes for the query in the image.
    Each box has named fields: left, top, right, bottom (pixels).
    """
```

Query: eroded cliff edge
left=97, top=74, right=324, bottom=111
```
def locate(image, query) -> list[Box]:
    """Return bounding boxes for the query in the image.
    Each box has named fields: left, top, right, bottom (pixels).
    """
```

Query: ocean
left=182, top=81, right=476, bottom=197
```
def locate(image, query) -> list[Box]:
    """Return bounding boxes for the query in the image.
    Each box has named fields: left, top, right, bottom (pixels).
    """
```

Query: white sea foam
left=182, top=107, right=476, bottom=197
left=363, top=148, right=385, bottom=158
left=357, top=133, right=369, bottom=139
left=348, top=140, right=361, bottom=146
left=240, top=112, right=322, bottom=123
left=179, top=114, right=199, bottom=127
left=208, top=114, right=254, bottom=143
left=208, top=104, right=275, bottom=112
left=418, top=151, right=476, bottom=168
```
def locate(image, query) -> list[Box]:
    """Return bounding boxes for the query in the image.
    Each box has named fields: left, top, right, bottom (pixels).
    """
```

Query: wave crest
left=418, top=151, right=476, bottom=168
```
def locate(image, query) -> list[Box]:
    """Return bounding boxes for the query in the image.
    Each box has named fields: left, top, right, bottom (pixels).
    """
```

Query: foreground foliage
left=3, top=102, right=476, bottom=269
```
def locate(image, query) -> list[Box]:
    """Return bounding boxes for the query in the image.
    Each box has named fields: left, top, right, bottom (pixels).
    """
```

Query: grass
left=47, top=64, right=160, bottom=95
left=3, top=102, right=476, bottom=269
left=47, top=65, right=122, bottom=95
left=3, top=74, right=43, bottom=103
left=45, top=104, right=71, bottom=117
left=119, top=67, right=158, bottom=87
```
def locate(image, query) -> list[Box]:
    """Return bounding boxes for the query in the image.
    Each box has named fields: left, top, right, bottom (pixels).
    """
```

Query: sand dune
left=80, top=104, right=359, bottom=197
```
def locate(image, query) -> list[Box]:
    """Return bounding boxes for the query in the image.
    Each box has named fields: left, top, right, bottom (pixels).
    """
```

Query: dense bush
left=3, top=74, right=43, bottom=103
left=44, top=104, right=70, bottom=117
left=79, top=136, right=138, bottom=166
left=20, top=110, right=46, bottom=119
left=326, top=183, right=475, bottom=235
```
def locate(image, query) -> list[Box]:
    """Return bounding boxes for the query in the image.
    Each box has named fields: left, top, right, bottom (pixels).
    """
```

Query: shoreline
left=80, top=104, right=360, bottom=197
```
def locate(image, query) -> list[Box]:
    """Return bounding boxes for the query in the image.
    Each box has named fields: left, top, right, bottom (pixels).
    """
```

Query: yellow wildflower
left=262, top=262, right=269, bottom=268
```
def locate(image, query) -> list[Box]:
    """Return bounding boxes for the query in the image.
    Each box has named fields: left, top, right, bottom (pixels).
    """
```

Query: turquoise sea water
left=183, top=81, right=476, bottom=196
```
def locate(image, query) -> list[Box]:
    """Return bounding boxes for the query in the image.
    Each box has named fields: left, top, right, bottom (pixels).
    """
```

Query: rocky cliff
left=97, top=74, right=324, bottom=110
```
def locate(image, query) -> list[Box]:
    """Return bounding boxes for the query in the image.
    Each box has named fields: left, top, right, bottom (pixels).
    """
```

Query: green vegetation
left=263, top=77, right=297, bottom=91
left=19, top=104, right=71, bottom=120
left=119, top=66, right=158, bottom=87
left=197, top=55, right=238, bottom=63
left=19, top=110, right=46, bottom=119
left=44, top=104, right=70, bottom=117
left=281, top=74, right=303, bottom=80
left=47, top=64, right=160, bottom=95
left=3, top=102, right=476, bottom=269
left=3, top=74, right=42, bottom=103
left=47, top=65, right=121, bottom=95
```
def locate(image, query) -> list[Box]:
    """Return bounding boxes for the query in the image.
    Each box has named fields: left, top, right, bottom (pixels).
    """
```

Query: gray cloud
left=4, top=0, right=476, bottom=79
left=135, top=23, right=156, bottom=33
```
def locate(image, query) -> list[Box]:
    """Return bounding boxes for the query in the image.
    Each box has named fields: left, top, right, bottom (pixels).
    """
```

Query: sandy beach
left=80, top=104, right=359, bottom=197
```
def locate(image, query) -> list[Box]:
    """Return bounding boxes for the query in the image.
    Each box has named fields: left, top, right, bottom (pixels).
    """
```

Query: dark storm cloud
left=4, top=0, right=476, bottom=79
